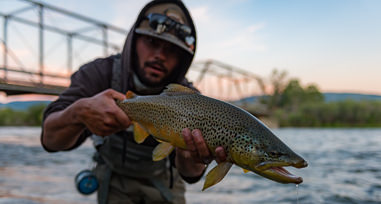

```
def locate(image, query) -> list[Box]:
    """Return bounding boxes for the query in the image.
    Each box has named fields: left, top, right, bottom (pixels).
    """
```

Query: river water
left=0, top=127, right=380, bottom=204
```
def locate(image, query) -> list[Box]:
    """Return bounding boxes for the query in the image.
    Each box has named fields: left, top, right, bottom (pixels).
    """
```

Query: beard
left=136, top=60, right=173, bottom=87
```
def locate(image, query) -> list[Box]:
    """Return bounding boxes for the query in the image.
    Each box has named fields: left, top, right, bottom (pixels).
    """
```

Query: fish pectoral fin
left=202, top=162, right=233, bottom=191
left=163, top=84, right=199, bottom=96
left=152, top=142, right=175, bottom=161
left=242, top=168, right=250, bottom=173
left=133, top=122, right=150, bottom=144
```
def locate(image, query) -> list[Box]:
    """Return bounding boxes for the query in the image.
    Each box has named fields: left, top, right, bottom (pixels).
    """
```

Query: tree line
left=261, top=70, right=381, bottom=127
left=1, top=70, right=380, bottom=127
left=0, top=104, right=46, bottom=126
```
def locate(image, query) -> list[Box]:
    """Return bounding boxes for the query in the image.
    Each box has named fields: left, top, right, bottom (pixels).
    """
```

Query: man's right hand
left=76, top=89, right=131, bottom=136
left=42, top=89, right=131, bottom=151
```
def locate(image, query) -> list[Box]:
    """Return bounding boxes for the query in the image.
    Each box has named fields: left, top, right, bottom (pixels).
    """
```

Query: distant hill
left=323, top=93, right=381, bottom=102
left=233, top=93, right=381, bottom=105
left=0, top=101, right=51, bottom=111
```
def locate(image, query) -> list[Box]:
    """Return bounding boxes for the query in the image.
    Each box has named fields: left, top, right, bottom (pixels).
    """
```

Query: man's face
left=135, top=35, right=182, bottom=86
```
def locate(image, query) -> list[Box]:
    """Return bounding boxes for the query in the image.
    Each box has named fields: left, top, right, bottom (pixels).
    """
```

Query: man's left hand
left=175, top=128, right=227, bottom=178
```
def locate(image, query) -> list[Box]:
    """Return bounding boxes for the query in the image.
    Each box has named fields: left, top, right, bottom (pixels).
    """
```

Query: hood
left=119, top=0, right=197, bottom=95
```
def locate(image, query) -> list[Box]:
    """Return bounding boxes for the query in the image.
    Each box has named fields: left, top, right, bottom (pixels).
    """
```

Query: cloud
left=111, top=0, right=150, bottom=29
left=219, top=23, right=267, bottom=52
left=186, top=3, right=268, bottom=65
left=190, top=6, right=210, bottom=23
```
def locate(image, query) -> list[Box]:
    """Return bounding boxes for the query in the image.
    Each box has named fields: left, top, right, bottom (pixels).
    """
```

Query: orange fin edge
left=126, top=91, right=136, bottom=99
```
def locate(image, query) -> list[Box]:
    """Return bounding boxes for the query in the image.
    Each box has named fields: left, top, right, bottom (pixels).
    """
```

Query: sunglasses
left=145, top=13, right=195, bottom=48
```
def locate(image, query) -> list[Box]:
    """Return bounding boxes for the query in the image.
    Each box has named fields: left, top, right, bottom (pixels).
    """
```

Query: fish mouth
left=263, top=167, right=303, bottom=184
left=254, top=160, right=308, bottom=184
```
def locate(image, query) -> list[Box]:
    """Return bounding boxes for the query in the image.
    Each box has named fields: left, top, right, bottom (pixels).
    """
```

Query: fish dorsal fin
left=163, top=83, right=198, bottom=96
left=202, top=162, right=233, bottom=191
left=152, top=142, right=175, bottom=161
left=133, top=122, right=150, bottom=144
left=126, top=90, right=136, bottom=99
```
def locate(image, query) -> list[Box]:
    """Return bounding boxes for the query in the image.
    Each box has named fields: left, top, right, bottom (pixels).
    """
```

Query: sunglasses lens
left=153, top=14, right=167, bottom=24
left=147, top=14, right=167, bottom=33
left=145, top=13, right=194, bottom=48
left=185, top=36, right=195, bottom=46
left=148, top=14, right=161, bottom=26
left=179, top=25, right=191, bottom=35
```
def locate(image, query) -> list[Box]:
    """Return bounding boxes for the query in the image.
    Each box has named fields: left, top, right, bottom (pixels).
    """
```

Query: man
left=41, top=0, right=225, bottom=203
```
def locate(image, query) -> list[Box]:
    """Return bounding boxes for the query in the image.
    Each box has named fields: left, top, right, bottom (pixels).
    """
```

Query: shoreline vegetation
left=1, top=95, right=380, bottom=128
left=274, top=100, right=381, bottom=127
left=0, top=104, right=45, bottom=126
left=258, top=70, right=381, bottom=127
left=0, top=70, right=380, bottom=127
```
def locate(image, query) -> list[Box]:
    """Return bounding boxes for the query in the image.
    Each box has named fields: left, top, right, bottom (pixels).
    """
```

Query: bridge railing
left=1, top=0, right=128, bottom=87
left=0, top=0, right=265, bottom=102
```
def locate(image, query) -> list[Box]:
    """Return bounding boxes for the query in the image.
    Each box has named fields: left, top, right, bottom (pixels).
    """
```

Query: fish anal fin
left=202, top=162, right=233, bottom=191
left=126, top=91, right=136, bottom=99
left=243, top=168, right=250, bottom=173
left=133, top=122, right=149, bottom=144
left=163, top=84, right=199, bottom=96
left=153, top=142, right=175, bottom=161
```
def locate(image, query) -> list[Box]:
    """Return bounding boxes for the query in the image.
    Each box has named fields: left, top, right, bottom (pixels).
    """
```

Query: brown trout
left=117, top=84, right=308, bottom=190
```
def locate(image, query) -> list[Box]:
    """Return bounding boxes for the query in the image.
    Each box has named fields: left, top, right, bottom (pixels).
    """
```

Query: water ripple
left=1, top=127, right=381, bottom=203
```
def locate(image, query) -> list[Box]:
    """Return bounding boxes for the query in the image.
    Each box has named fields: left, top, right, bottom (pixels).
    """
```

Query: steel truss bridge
left=0, top=0, right=266, bottom=106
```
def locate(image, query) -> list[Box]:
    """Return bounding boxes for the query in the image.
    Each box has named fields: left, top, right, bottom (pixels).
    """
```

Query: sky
left=1, top=0, right=381, bottom=102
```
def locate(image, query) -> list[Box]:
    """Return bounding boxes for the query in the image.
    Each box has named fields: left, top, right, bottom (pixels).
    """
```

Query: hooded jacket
left=121, top=0, right=197, bottom=95
left=41, top=0, right=197, bottom=151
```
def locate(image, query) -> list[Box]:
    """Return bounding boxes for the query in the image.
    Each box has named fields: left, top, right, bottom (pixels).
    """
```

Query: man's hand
left=42, top=89, right=131, bottom=151
left=76, top=89, right=131, bottom=136
left=175, top=128, right=227, bottom=178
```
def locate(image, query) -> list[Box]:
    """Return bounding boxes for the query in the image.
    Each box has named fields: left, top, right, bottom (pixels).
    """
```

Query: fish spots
left=117, top=88, right=308, bottom=187
left=118, top=91, right=272, bottom=167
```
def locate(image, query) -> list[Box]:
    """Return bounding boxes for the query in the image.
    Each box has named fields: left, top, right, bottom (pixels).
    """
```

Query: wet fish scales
left=117, top=84, right=308, bottom=190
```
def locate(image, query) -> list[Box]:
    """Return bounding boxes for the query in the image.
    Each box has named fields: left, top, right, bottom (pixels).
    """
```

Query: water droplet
left=296, top=184, right=299, bottom=204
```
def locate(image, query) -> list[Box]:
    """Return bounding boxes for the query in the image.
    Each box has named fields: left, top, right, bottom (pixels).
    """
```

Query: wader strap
left=97, top=164, right=112, bottom=204
left=169, top=164, right=173, bottom=189
left=151, top=177, right=174, bottom=203
left=96, top=54, right=119, bottom=204
left=111, top=54, right=122, bottom=92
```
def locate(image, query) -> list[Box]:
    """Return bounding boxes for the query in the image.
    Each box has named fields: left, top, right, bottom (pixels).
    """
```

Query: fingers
left=81, top=89, right=130, bottom=136
left=182, top=128, right=213, bottom=164
left=182, top=128, right=195, bottom=151
left=112, top=108, right=131, bottom=127
left=101, top=89, right=131, bottom=128
left=192, top=129, right=212, bottom=164
left=215, top=146, right=227, bottom=163
left=109, top=90, right=131, bottom=127
left=106, top=89, right=126, bottom=101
